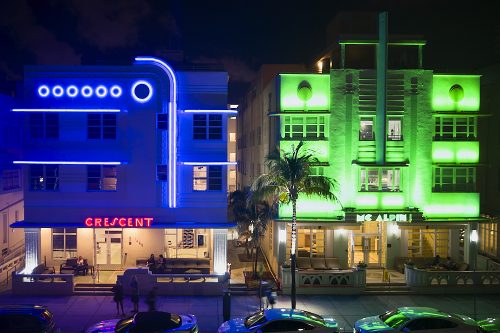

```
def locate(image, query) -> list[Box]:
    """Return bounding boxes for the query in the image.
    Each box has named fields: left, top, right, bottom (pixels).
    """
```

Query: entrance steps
left=74, top=283, right=114, bottom=296
left=364, top=283, right=415, bottom=295
left=229, top=283, right=258, bottom=296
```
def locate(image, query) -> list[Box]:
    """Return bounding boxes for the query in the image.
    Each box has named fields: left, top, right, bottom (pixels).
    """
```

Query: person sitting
left=147, top=254, right=156, bottom=273
left=76, top=256, right=88, bottom=275
left=157, top=254, right=166, bottom=274
left=443, top=256, right=457, bottom=270
left=431, top=254, right=441, bottom=267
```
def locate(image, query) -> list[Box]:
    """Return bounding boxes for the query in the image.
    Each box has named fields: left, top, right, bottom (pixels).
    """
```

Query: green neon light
left=432, top=142, right=479, bottom=163
left=424, top=193, right=479, bottom=217
left=355, top=192, right=406, bottom=210
left=280, top=74, right=329, bottom=110
left=432, top=75, right=480, bottom=111
left=280, top=141, right=329, bottom=160
left=279, top=195, right=342, bottom=218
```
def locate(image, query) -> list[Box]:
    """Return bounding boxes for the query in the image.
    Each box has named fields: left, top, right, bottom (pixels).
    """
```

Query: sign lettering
left=356, top=213, right=410, bottom=222
left=84, top=217, right=154, bottom=228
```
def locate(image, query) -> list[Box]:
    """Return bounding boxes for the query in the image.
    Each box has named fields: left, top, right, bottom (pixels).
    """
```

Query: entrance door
left=95, top=229, right=123, bottom=269
left=350, top=222, right=382, bottom=267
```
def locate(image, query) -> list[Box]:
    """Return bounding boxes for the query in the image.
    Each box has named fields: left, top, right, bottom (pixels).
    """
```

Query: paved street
left=1, top=293, right=500, bottom=332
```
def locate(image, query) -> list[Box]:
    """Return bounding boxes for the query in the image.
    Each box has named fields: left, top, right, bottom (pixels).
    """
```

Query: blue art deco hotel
left=10, top=57, right=234, bottom=274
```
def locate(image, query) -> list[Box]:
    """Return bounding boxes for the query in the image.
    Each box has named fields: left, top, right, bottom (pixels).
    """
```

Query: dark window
left=29, top=113, right=59, bottom=139
left=2, top=170, right=20, bottom=191
left=157, top=165, right=168, bottom=181
left=433, top=167, right=475, bottom=192
left=193, top=165, right=223, bottom=191
left=157, top=114, right=168, bottom=130
left=88, top=114, right=116, bottom=139
left=30, top=165, right=59, bottom=191
left=193, top=114, right=222, bottom=140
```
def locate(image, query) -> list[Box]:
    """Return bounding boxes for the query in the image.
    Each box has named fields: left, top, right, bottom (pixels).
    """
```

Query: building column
left=213, top=229, right=227, bottom=274
left=467, top=222, right=479, bottom=270
left=333, top=229, right=349, bottom=269
left=24, top=228, right=41, bottom=273
left=277, top=222, right=287, bottom=271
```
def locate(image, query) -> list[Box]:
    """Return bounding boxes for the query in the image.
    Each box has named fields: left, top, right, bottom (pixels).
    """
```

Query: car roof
left=0, top=305, right=48, bottom=316
left=263, top=308, right=322, bottom=322
left=397, top=307, right=452, bottom=320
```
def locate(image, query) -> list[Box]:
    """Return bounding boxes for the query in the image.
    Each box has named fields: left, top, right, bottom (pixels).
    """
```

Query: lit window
left=30, top=165, right=59, bottom=191
left=52, top=228, right=77, bottom=259
left=479, top=223, right=497, bottom=257
left=360, top=167, right=401, bottom=192
left=387, top=118, right=402, bottom=141
left=29, top=113, right=59, bottom=139
left=87, top=165, right=117, bottom=191
left=229, top=153, right=236, bottom=162
left=193, top=166, right=222, bottom=191
left=283, top=116, right=327, bottom=139
left=193, top=114, right=222, bottom=140
left=88, top=114, right=116, bottom=139
left=229, top=132, right=236, bottom=142
left=433, top=167, right=475, bottom=192
left=434, top=116, right=476, bottom=140
left=359, top=118, right=374, bottom=141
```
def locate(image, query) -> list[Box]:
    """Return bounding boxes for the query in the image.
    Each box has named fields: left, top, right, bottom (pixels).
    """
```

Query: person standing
left=145, top=286, right=157, bottom=312
left=111, top=281, right=125, bottom=316
left=130, top=276, right=139, bottom=313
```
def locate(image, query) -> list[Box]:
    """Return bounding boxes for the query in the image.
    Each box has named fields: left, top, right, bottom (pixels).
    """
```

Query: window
left=2, top=169, right=20, bottom=191
left=359, top=118, right=374, bottom=140
left=433, top=167, right=475, bottom=192
left=283, top=116, right=326, bottom=139
left=193, top=114, right=222, bottom=140
left=229, top=132, right=236, bottom=142
left=157, top=113, right=168, bottom=130
left=87, top=165, right=117, bottom=191
left=157, top=165, right=168, bottom=181
left=387, top=118, right=402, bottom=141
left=88, top=114, right=116, bottom=139
left=479, top=223, right=498, bottom=257
left=29, top=113, right=59, bottom=139
left=229, top=153, right=236, bottom=162
left=52, top=228, right=77, bottom=259
left=434, top=116, right=476, bottom=140
left=193, top=166, right=222, bottom=191
left=310, top=166, right=325, bottom=176
left=2, top=213, right=7, bottom=243
left=360, top=167, right=401, bottom=192
left=297, top=228, right=325, bottom=258
left=30, top=165, right=59, bottom=191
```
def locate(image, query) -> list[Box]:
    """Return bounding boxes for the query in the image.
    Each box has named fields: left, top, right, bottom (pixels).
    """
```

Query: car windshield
left=380, top=310, right=410, bottom=329
left=245, top=311, right=266, bottom=328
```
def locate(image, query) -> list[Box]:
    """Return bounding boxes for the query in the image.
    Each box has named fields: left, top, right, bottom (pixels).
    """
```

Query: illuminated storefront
left=11, top=57, right=234, bottom=274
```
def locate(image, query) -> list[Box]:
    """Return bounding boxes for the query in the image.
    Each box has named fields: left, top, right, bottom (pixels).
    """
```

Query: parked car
left=354, top=307, right=484, bottom=333
left=85, top=311, right=198, bottom=333
left=218, top=308, right=338, bottom=333
left=478, top=318, right=500, bottom=333
left=0, top=304, right=58, bottom=333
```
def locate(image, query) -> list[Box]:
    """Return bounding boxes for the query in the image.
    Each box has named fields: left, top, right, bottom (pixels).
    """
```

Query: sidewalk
left=1, top=292, right=500, bottom=333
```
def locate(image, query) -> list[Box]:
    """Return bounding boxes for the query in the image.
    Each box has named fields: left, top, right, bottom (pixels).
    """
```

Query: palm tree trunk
left=290, top=199, right=297, bottom=309
left=253, top=242, right=259, bottom=278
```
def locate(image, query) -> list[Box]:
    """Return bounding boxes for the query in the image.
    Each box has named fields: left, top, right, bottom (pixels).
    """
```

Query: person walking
left=130, top=276, right=139, bottom=313
left=111, top=281, right=125, bottom=316
left=145, top=286, right=157, bottom=312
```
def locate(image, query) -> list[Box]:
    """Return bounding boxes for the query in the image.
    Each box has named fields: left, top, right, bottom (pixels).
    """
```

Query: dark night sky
left=1, top=0, right=499, bottom=102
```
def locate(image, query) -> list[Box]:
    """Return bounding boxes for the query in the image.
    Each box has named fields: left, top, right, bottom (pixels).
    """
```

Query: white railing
left=11, top=272, right=74, bottom=295
left=281, top=267, right=366, bottom=295
left=405, top=265, right=500, bottom=293
left=0, top=253, right=25, bottom=286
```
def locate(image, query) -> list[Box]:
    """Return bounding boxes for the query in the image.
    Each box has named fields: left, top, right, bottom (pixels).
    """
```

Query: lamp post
left=470, top=228, right=478, bottom=320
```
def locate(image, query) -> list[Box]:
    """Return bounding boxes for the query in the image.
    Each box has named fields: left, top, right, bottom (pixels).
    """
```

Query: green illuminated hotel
left=237, top=28, right=485, bottom=275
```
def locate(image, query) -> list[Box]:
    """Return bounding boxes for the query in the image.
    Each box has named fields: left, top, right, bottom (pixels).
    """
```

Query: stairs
left=364, top=283, right=415, bottom=295
left=74, top=283, right=114, bottom=296
left=229, top=283, right=258, bottom=296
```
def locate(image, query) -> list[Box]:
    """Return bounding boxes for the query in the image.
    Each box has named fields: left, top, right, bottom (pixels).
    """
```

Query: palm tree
left=251, top=142, right=340, bottom=309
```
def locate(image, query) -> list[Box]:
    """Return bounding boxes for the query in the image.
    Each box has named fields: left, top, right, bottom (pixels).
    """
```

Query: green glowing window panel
left=310, top=166, right=325, bottom=176
left=280, top=141, right=329, bottom=161
left=434, top=116, right=477, bottom=140
left=432, top=75, right=480, bottom=111
left=355, top=192, right=406, bottom=210
left=282, top=115, right=327, bottom=139
left=424, top=193, right=479, bottom=217
left=280, top=74, right=330, bottom=110
left=387, top=118, right=403, bottom=141
left=278, top=194, right=342, bottom=219
left=433, top=166, right=476, bottom=192
left=359, top=167, right=401, bottom=192
left=359, top=117, right=375, bottom=141
left=432, top=141, right=479, bottom=164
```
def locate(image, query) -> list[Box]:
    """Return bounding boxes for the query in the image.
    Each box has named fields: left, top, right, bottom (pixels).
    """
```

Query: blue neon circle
left=110, top=85, right=122, bottom=98
left=66, top=85, right=78, bottom=98
left=52, top=85, right=64, bottom=97
left=81, top=85, right=93, bottom=98
left=131, top=80, right=153, bottom=103
left=38, top=85, right=50, bottom=97
left=96, top=85, right=108, bottom=98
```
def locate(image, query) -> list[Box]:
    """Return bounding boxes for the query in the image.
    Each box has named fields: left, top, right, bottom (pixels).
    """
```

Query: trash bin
left=223, top=291, right=231, bottom=322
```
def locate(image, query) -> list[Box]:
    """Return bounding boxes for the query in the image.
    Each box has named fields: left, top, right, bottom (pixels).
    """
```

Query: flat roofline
left=338, top=40, right=426, bottom=46
left=10, top=221, right=236, bottom=229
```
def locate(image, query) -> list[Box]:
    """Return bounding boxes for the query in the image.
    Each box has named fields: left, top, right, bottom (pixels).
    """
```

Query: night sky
left=1, top=0, right=499, bottom=102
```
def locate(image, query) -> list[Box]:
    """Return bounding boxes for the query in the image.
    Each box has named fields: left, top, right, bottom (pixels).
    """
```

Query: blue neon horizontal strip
left=11, top=108, right=122, bottom=113
left=183, top=109, right=238, bottom=114
left=13, top=161, right=122, bottom=165
left=10, top=220, right=236, bottom=229
left=182, top=162, right=237, bottom=166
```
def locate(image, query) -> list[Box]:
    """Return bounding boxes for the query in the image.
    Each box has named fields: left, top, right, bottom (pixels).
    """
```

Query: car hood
left=355, top=316, right=393, bottom=333
left=218, top=317, right=248, bottom=333
left=85, top=318, right=121, bottom=333
left=179, top=314, right=198, bottom=331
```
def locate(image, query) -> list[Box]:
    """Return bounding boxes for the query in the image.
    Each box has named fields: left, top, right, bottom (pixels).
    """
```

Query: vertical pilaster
left=24, top=228, right=40, bottom=273
left=213, top=229, right=227, bottom=274
left=376, top=12, right=388, bottom=164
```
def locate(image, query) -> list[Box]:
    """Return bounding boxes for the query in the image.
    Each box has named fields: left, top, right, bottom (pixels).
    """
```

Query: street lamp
left=470, top=228, right=478, bottom=320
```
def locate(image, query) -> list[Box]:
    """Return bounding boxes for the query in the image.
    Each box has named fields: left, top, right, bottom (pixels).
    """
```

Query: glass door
left=95, top=229, right=123, bottom=269
left=350, top=222, right=382, bottom=267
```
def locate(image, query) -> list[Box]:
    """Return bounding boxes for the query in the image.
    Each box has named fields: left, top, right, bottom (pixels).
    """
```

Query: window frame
left=29, top=113, right=59, bottom=139
left=359, top=167, right=402, bottom=192
left=2, top=169, right=20, bottom=191
left=192, top=165, right=223, bottom=191
left=434, top=116, right=477, bottom=140
left=359, top=117, right=375, bottom=141
left=87, top=113, right=117, bottom=140
left=193, top=114, right=223, bottom=140
left=433, top=166, right=476, bottom=192
left=52, top=228, right=77, bottom=259
left=87, top=165, right=118, bottom=191
left=387, top=117, right=403, bottom=141
left=282, top=115, right=327, bottom=140
left=30, top=165, right=59, bottom=191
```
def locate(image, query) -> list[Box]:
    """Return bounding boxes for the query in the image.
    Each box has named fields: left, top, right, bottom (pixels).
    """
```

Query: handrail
left=0, top=240, right=25, bottom=266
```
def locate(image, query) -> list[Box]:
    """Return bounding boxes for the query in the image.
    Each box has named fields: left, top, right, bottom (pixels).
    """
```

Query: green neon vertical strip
left=280, top=74, right=330, bottom=110
left=432, top=75, right=480, bottom=111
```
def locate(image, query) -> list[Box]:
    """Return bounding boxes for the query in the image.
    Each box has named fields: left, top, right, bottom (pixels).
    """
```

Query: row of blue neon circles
left=36, top=80, right=153, bottom=103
